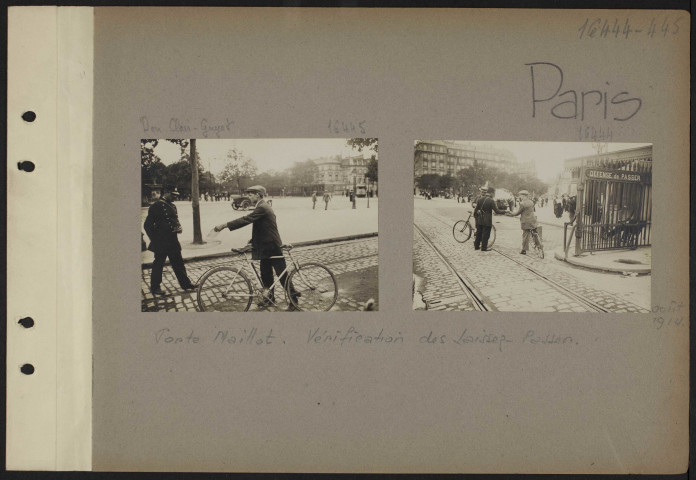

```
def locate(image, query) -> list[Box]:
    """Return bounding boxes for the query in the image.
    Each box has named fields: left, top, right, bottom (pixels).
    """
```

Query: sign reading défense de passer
left=584, top=168, right=651, bottom=184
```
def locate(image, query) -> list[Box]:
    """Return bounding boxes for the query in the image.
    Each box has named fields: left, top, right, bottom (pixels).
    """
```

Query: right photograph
left=413, top=140, right=652, bottom=313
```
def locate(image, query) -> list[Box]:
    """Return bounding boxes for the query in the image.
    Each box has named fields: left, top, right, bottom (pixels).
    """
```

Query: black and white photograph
left=141, top=138, right=378, bottom=312
left=413, top=140, right=652, bottom=312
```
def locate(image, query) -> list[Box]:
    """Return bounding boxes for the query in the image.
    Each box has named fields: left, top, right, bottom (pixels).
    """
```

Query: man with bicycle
left=473, top=186, right=504, bottom=252
left=506, top=189, right=538, bottom=255
left=214, top=185, right=300, bottom=309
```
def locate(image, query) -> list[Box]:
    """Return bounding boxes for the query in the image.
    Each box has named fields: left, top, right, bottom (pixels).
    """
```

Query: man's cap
left=245, top=185, right=267, bottom=196
left=163, top=184, right=180, bottom=195
left=518, top=190, right=529, bottom=196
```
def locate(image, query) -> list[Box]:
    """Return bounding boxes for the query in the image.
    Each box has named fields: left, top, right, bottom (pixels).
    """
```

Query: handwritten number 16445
left=328, top=120, right=366, bottom=135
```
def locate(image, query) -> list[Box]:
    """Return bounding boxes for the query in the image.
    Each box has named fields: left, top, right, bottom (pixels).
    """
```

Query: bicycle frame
left=237, top=251, right=292, bottom=295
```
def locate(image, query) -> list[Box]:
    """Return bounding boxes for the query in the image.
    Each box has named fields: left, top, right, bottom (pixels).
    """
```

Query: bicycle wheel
left=488, top=226, right=496, bottom=248
left=287, top=263, right=338, bottom=312
left=533, top=233, right=544, bottom=259
left=197, top=266, right=253, bottom=312
left=452, top=220, right=473, bottom=243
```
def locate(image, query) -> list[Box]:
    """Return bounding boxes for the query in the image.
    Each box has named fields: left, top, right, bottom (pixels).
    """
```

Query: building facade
left=312, top=154, right=377, bottom=195
left=414, top=140, right=518, bottom=178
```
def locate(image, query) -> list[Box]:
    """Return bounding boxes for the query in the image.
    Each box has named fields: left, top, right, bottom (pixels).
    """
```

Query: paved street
left=142, top=237, right=378, bottom=312
left=413, top=197, right=650, bottom=313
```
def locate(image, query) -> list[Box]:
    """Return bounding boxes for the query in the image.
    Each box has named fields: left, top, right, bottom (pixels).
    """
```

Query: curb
left=553, top=248, right=651, bottom=275
left=142, top=232, right=378, bottom=269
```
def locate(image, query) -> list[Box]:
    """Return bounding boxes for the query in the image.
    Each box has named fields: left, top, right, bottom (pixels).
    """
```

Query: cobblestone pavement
left=413, top=228, right=475, bottom=311
left=142, top=238, right=378, bottom=312
left=414, top=205, right=649, bottom=313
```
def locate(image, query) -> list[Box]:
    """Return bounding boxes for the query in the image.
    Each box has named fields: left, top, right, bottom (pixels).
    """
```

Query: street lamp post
left=352, top=175, right=356, bottom=209
left=366, top=178, right=370, bottom=208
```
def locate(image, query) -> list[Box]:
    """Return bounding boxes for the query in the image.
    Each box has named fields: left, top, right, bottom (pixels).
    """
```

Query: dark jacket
left=474, top=196, right=504, bottom=227
left=226, top=200, right=283, bottom=260
left=144, top=198, right=183, bottom=254
left=472, top=194, right=486, bottom=226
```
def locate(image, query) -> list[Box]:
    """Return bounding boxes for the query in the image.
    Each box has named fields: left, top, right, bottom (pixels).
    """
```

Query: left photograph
left=141, top=138, right=379, bottom=312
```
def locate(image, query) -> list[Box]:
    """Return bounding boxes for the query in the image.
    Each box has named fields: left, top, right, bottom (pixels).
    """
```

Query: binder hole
left=21, top=364, right=35, bottom=375
left=17, top=161, right=35, bottom=172
left=22, top=111, right=36, bottom=122
left=18, top=317, right=35, bottom=328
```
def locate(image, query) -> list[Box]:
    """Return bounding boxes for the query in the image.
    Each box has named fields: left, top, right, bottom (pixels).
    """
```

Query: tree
left=346, top=138, right=378, bottom=153
left=288, top=159, right=318, bottom=195
left=440, top=173, right=456, bottom=191
left=416, top=174, right=441, bottom=194
left=220, top=149, right=258, bottom=195
left=365, top=155, right=378, bottom=183
left=141, top=139, right=160, bottom=168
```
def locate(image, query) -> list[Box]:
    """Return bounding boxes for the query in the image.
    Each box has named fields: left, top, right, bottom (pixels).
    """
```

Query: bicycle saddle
left=230, top=245, right=253, bottom=254
left=281, top=244, right=293, bottom=251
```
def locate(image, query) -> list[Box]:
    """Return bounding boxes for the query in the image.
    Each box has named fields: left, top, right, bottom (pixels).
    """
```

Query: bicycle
left=196, top=244, right=338, bottom=312
left=529, top=227, right=544, bottom=259
left=452, top=210, right=496, bottom=247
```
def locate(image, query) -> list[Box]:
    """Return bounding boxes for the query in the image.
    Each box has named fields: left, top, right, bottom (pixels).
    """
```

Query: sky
left=152, top=138, right=376, bottom=175
left=456, top=141, right=652, bottom=183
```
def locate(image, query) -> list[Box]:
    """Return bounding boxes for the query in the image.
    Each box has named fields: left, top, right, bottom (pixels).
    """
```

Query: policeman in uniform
left=473, top=186, right=504, bottom=252
left=471, top=186, right=488, bottom=250
left=144, top=184, right=197, bottom=295
left=214, top=185, right=299, bottom=309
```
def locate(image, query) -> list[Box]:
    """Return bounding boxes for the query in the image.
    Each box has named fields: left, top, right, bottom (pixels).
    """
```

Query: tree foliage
left=346, top=138, right=378, bottom=153
left=420, top=165, right=549, bottom=197
left=365, top=155, right=378, bottom=183
left=288, top=159, right=318, bottom=187
left=220, top=149, right=258, bottom=195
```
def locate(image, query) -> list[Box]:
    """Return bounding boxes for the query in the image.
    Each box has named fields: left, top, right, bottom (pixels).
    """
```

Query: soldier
left=143, top=184, right=197, bottom=295
left=473, top=186, right=505, bottom=252
left=214, top=185, right=300, bottom=310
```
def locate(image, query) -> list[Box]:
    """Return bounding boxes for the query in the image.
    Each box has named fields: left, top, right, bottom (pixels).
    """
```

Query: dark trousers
left=474, top=225, right=492, bottom=251
left=259, top=257, right=296, bottom=297
left=151, top=249, right=193, bottom=289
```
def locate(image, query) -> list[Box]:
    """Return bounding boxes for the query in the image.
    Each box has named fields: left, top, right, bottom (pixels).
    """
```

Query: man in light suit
left=507, top=189, right=538, bottom=255
left=215, top=185, right=299, bottom=308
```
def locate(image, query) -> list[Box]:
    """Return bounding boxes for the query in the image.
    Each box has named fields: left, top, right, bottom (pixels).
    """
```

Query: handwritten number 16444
left=578, top=17, right=680, bottom=39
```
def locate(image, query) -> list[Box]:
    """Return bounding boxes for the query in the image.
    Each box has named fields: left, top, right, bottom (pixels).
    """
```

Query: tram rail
left=414, top=223, right=489, bottom=311
left=416, top=211, right=610, bottom=313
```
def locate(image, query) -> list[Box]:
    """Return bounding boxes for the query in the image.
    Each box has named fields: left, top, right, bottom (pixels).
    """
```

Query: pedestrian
left=214, top=185, right=300, bottom=310
left=567, top=195, right=577, bottom=225
left=323, top=191, right=331, bottom=210
left=506, top=189, right=537, bottom=255
left=143, top=184, right=197, bottom=295
left=553, top=197, right=563, bottom=218
left=473, top=186, right=504, bottom=251
left=312, top=191, right=317, bottom=210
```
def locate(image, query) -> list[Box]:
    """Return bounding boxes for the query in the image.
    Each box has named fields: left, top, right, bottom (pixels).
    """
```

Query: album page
left=7, top=6, right=690, bottom=473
